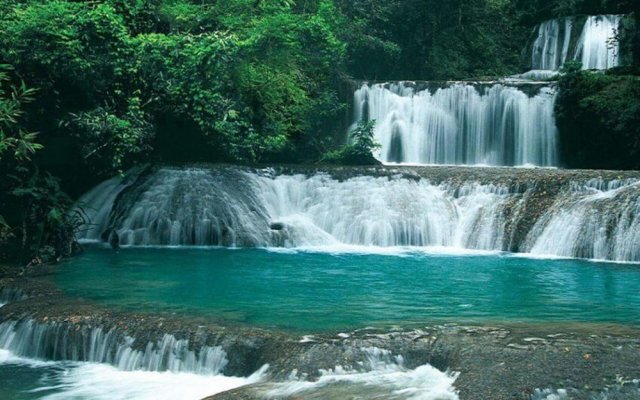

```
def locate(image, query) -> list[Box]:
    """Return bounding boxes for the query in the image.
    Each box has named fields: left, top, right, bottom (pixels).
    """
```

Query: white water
left=528, top=14, right=621, bottom=73
left=0, top=321, right=457, bottom=400
left=0, top=319, right=230, bottom=373
left=0, top=357, right=262, bottom=400
left=352, top=83, right=558, bottom=166
left=526, top=179, right=640, bottom=262
left=76, top=167, right=640, bottom=263
left=38, top=364, right=261, bottom=400
left=76, top=171, right=140, bottom=241
left=265, top=347, right=459, bottom=400
left=577, top=15, right=621, bottom=70
left=511, top=70, right=560, bottom=81
left=0, top=319, right=266, bottom=399
left=79, top=168, right=530, bottom=251
left=531, top=18, right=574, bottom=71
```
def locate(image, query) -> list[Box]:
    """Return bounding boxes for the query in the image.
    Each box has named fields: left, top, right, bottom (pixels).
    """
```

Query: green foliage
left=0, top=0, right=349, bottom=168
left=63, top=97, right=153, bottom=174
left=322, top=120, right=381, bottom=165
left=336, top=0, right=528, bottom=80
left=1, top=1, right=131, bottom=103
left=0, top=64, right=42, bottom=161
left=556, top=70, right=640, bottom=169
left=6, top=170, right=79, bottom=264
left=0, top=65, right=79, bottom=264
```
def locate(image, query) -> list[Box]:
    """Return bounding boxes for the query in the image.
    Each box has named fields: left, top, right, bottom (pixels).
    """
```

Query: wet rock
left=270, top=222, right=285, bottom=231
left=107, top=230, right=119, bottom=249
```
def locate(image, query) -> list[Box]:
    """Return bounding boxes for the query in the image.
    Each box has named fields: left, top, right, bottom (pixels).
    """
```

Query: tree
left=321, top=120, right=381, bottom=165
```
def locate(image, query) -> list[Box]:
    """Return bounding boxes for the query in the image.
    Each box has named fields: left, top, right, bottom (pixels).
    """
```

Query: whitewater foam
left=265, top=347, right=459, bottom=400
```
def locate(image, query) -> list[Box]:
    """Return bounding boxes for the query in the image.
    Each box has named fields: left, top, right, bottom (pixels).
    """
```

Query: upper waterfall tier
left=529, top=15, right=621, bottom=71
left=77, top=165, right=640, bottom=263
left=351, top=82, right=558, bottom=166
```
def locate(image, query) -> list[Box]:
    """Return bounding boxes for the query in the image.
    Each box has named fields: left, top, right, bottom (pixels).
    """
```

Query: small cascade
left=96, top=167, right=272, bottom=247
left=526, top=14, right=622, bottom=74
left=266, top=346, right=459, bottom=399
left=352, top=83, right=558, bottom=166
left=0, top=287, right=26, bottom=308
left=525, top=179, right=640, bottom=262
left=0, top=319, right=228, bottom=375
left=76, top=168, right=142, bottom=242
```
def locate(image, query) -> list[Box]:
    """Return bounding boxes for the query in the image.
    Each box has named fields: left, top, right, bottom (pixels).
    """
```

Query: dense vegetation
left=0, top=0, right=638, bottom=263
left=556, top=64, right=640, bottom=170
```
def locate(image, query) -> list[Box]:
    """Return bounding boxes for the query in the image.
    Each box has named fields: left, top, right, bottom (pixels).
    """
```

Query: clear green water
left=56, top=246, right=640, bottom=331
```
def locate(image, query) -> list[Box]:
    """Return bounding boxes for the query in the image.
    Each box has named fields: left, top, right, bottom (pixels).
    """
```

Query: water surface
left=56, top=245, right=640, bottom=331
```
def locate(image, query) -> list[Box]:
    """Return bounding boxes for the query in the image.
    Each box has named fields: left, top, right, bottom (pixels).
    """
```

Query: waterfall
left=94, top=167, right=272, bottom=247
left=76, top=168, right=142, bottom=242
left=76, top=166, right=640, bottom=262
left=78, top=166, right=533, bottom=251
left=527, top=15, right=621, bottom=73
left=531, top=18, right=574, bottom=71
left=576, top=15, right=621, bottom=70
left=525, top=179, right=640, bottom=262
left=0, top=319, right=228, bottom=375
left=351, top=83, right=558, bottom=166
left=255, top=174, right=525, bottom=250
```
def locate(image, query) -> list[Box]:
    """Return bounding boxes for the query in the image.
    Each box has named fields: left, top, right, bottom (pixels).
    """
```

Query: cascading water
left=77, top=166, right=640, bottom=263
left=0, top=319, right=267, bottom=399
left=76, top=168, right=142, bottom=241
left=0, top=319, right=229, bottom=374
left=266, top=347, right=459, bottom=400
left=351, top=83, right=558, bottom=166
left=0, top=319, right=460, bottom=400
left=78, top=166, right=532, bottom=251
left=356, top=14, right=624, bottom=166
left=531, top=17, right=575, bottom=71
left=577, top=15, right=621, bottom=70
left=0, top=287, right=26, bottom=308
left=527, top=14, right=621, bottom=72
left=525, top=179, right=640, bottom=262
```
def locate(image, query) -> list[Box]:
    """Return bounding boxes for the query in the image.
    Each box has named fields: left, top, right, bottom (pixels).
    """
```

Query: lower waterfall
left=0, top=288, right=26, bottom=308
left=0, top=319, right=228, bottom=374
left=0, top=318, right=460, bottom=400
left=76, top=166, right=640, bottom=263
left=0, top=319, right=266, bottom=399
